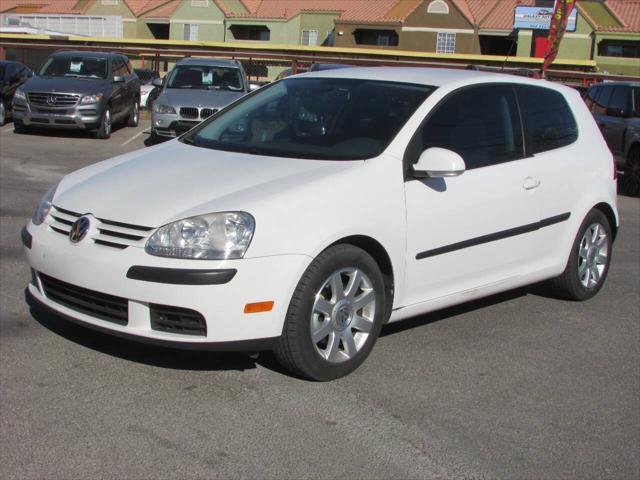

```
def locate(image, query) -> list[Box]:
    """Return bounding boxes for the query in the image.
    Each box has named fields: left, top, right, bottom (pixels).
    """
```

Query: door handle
left=523, top=177, right=541, bottom=190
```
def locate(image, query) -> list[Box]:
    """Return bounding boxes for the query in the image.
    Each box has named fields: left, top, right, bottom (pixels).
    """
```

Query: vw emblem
left=47, top=96, right=56, bottom=105
left=69, top=216, right=90, bottom=244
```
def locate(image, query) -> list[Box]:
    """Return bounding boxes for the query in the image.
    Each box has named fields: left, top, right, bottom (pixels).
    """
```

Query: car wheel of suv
left=127, top=101, right=139, bottom=127
left=0, top=103, right=5, bottom=126
left=548, top=209, right=612, bottom=301
left=95, top=107, right=112, bottom=139
left=622, top=145, right=640, bottom=197
left=275, top=244, right=386, bottom=381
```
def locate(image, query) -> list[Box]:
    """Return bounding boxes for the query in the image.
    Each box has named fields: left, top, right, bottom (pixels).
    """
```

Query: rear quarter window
left=515, top=85, right=578, bottom=155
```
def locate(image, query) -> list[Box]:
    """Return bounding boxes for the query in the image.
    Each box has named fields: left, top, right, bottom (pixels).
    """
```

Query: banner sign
left=514, top=5, right=577, bottom=32
left=543, top=0, right=577, bottom=72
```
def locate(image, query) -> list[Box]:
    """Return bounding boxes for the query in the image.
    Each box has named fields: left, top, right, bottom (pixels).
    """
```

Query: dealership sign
left=514, top=6, right=577, bottom=31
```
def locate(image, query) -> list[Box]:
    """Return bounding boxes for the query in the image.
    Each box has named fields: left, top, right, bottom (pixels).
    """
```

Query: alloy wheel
left=577, top=222, right=608, bottom=288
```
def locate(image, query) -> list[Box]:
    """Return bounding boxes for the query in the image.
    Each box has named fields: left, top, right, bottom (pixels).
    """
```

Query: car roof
left=298, top=66, right=567, bottom=90
left=176, top=57, right=240, bottom=68
left=51, top=50, right=123, bottom=59
left=592, top=82, right=640, bottom=87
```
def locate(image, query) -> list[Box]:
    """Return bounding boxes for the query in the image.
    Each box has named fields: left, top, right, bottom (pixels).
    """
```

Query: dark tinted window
left=585, top=86, right=600, bottom=111
left=111, top=58, right=128, bottom=78
left=419, top=85, right=524, bottom=169
left=633, top=87, right=640, bottom=117
left=516, top=85, right=578, bottom=154
left=39, top=56, right=108, bottom=79
left=608, top=86, right=630, bottom=114
left=593, top=86, right=613, bottom=114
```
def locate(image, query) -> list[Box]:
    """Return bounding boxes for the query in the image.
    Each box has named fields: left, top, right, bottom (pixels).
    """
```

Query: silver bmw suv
left=150, top=58, right=249, bottom=143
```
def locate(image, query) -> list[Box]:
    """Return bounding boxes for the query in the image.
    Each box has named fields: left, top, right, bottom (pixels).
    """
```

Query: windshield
left=182, top=78, right=434, bottom=160
left=135, top=69, right=156, bottom=85
left=166, top=65, right=243, bottom=91
left=39, top=56, right=108, bottom=79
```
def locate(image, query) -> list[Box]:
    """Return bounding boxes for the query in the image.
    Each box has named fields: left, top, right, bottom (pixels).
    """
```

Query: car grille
left=180, top=107, right=199, bottom=119
left=179, top=107, right=218, bottom=120
left=39, top=272, right=129, bottom=325
left=200, top=108, right=217, bottom=119
left=28, top=92, right=80, bottom=108
left=46, top=205, right=154, bottom=250
left=150, top=304, right=206, bottom=336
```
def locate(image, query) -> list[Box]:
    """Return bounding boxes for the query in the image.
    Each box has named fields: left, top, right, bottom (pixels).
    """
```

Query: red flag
left=542, top=0, right=576, bottom=73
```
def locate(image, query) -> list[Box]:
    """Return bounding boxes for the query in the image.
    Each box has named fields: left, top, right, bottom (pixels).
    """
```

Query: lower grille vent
left=150, top=304, right=206, bottom=336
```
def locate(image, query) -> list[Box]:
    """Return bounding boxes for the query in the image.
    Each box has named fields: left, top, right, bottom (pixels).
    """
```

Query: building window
left=191, top=0, right=209, bottom=6
left=301, top=30, right=318, bottom=46
left=598, top=39, right=640, bottom=58
left=101, top=0, right=118, bottom=5
left=436, top=32, right=456, bottom=53
left=353, top=29, right=399, bottom=46
left=184, top=23, right=198, bottom=41
left=427, top=0, right=449, bottom=14
left=229, top=25, right=270, bottom=41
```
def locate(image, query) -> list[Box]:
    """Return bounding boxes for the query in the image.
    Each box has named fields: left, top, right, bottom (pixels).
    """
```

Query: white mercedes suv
left=23, top=68, right=618, bottom=381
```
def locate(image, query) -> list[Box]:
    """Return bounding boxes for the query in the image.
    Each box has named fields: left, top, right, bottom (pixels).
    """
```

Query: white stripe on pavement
left=121, top=130, right=144, bottom=147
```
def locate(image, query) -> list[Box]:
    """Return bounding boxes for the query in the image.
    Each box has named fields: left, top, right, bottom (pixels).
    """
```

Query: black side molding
left=21, top=226, right=32, bottom=249
left=126, top=266, right=237, bottom=285
left=416, top=212, right=571, bottom=260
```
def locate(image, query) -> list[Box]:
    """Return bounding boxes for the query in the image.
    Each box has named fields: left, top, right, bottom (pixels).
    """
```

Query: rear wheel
left=127, top=101, right=139, bottom=127
left=275, top=244, right=386, bottom=381
left=95, top=107, right=112, bottom=139
left=622, top=145, right=640, bottom=197
left=547, top=209, right=612, bottom=301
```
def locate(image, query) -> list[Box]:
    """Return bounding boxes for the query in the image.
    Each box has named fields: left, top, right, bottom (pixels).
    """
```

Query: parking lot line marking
left=121, top=130, right=144, bottom=147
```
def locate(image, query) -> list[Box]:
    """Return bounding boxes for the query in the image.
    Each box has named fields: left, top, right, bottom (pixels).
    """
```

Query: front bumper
left=23, top=221, right=312, bottom=347
left=151, top=111, right=200, bottom=138
left=13, top=100, right=101, bottom=130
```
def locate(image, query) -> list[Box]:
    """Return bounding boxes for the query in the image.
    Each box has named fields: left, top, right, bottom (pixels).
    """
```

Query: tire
left=95, top=106, right=112, bottom=139
left=622, top=145, right=640, bottom=198
left=127, top=100, right=139, bottom=127
left=547, top=209, right=613, bottom=301
left=0, top=103, right=5, bottom=126
left=275, top=244, right=386, bottom=381
left=13, top=119, right=28, bottom=134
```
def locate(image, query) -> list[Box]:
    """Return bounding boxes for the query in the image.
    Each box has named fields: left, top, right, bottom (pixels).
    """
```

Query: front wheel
left=547, top=209, right=613, bottom=301
left=275, top=244, right=386, bottom=381
left=127, top=101, right=139, bottom=127
left=95, top=107, right=112, bottom=139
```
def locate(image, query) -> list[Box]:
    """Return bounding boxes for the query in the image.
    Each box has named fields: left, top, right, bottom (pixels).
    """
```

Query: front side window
left=183, top=78, right=434, bottom=160
left=39, top=56, right=108, bottom=79
left=418, top=84, right=524, bottom=169
left=515, top=85, right=578, bottom=154
left=593, top=86, right=613, bottom=115
left=608, top=86, right=631, bottom=115
left=436, top=32, right=456, bottom=53
left=166, top=65, right=243, bottom=91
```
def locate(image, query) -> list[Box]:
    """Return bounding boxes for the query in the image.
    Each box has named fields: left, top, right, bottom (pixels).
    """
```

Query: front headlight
left=153, top=103, right=176, bottom=114
left=32, top=182, right=59, bottom=226
left=145, top=212, right=255, bottom=260
left=14, top=88, right=26, bottom=101
left=80, top=93, right=104, bottom=105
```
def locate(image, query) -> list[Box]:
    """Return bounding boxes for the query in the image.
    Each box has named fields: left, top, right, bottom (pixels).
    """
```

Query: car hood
left=54, top=140, right=357, bottom=227
left=157, top=88, right=244, bottom=109
left=22, top=75, right=107, bottom=95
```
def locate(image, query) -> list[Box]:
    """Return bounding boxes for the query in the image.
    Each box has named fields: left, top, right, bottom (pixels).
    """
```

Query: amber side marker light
left=244, top=301, right=274, bottom=314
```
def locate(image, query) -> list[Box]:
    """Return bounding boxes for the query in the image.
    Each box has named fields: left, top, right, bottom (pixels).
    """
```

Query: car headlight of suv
left=145, top=212, right=255, bottom=260
left=14, top=88, right=26, bottom=102
left=153, top=103, right=176, bottom=114
left=80, top=93, right=104, bottom=105
left=32, top=182, right=59, bottom=226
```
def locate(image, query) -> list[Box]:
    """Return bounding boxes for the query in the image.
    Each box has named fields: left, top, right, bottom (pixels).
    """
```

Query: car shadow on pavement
left=14, top=123, right=128, bottom=140
left=26, top=291, right=257, bottom=373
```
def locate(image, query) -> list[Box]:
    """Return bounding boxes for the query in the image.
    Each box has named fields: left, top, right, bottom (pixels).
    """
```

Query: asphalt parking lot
left=1, top=119, right=639, bottom=480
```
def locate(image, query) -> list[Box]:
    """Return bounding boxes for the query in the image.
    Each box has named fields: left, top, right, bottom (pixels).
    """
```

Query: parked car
left=23, top=68, right=618, bottom=381
left=12, top=50, right=140, bottom=139
left=134, top=68, right=159, bottom=109
left=274, top=67, right=308, bottom=81
left=0, top=60, right=32, bottom=125
left=585, top=82, right=640, bottom=196
left=150, top=57, right=249, bottom=143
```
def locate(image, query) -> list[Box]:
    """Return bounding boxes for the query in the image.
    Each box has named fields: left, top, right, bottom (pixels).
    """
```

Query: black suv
left=12, top=51, right=140, bottom=139
left=0, top=60, right=32, bottom=126
left=585, top=82, right=640, bottom=196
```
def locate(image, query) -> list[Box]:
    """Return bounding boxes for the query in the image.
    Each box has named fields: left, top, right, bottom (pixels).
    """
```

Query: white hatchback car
left=23, top=68, right=618, bottom=380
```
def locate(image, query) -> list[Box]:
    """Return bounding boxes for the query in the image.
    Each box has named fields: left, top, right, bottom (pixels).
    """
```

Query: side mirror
left=152, top=77, right=164, bottom=87
left=412, top=147, right=466, bottom=178
left=606, top=106, right=626, bottom=118
left=112, top=75, right=125, bottom=83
